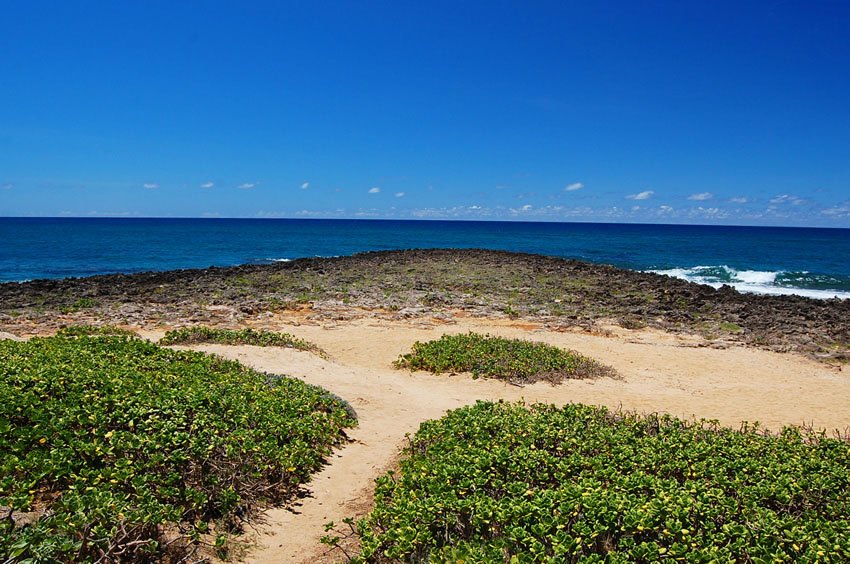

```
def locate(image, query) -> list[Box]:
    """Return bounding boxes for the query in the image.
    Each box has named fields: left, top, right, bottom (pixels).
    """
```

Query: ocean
left=2, top=217, right=849, bottom=300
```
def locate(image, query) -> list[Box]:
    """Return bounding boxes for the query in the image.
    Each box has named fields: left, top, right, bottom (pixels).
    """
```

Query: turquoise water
left=2, top=218, right=849, bottom=299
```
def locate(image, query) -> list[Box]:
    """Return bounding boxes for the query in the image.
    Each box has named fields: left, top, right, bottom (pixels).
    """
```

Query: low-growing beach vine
left=335, top=401, right=850, bottom=562
left=56, top=324, right=137, bottom=337
left=159, top=325, right=322, bottom=354
left=0, top=335, right=355, bottom=561
left=394, top=332, right=615, bottom=384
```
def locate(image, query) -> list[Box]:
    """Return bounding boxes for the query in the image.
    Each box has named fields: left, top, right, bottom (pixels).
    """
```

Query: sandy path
left=185, top=318, right=849, bottom=563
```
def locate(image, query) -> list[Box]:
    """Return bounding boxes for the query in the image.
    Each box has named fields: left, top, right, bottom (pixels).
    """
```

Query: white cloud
left=687, top=192, right=713, bottom=201
left=284, top=208, right=348, bottom=218
left=410, top=205, right=494, bottom=219
left=238, top=182, right=257, bottom=190
left=143, top=183, right=159, bottom=190
left=394, top=192, right=405, bottom=197
left=80, top=210, right=136, bottom=217
left=770, top=194, right=803, bottom=205
left=354, top=208, right=382, bottom=217
left=301, top=182, right=310, bottom=190
left=403, top=203, right=687, bottom=221
left=507, top=204, right=535, bottom=215
left=658, top=205, right=673, bottom=213
left=822, top=203, right=850, bottom=218
left=368, top=187, right=381, bottom=194
left=564, top=182, right=584, bottom=192
left=0, top=183, right=13, bottom=190
left=689, top=207, right=728, bottom=219
left=200, top=181, right=214, bottom=189
left=729, top=196, right=748, bottom=204
left=626, top=190, right=654, bottom=200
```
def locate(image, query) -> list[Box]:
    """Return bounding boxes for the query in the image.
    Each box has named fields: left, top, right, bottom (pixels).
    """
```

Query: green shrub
left=350, top=401, right=850, bottom=562
left=0, top=336, right=355, bottom=562
left=159, top=326, right=320, bottom=353
left=395, top=332, right=613, bottom=384
left=56, top=324, right=137, bottom=337
left=59, top=297, right=97, bottom=313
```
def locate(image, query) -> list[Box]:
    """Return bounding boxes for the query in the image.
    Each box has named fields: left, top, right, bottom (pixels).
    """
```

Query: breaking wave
left=647, top=265, right=850, bottom=300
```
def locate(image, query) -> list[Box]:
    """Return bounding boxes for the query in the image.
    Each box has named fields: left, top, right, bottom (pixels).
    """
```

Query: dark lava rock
left=1, top=249, right=848, bottom=362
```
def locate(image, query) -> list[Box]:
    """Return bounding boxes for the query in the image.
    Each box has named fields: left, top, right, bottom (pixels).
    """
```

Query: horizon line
left=1, top=215, right=848, bottom=230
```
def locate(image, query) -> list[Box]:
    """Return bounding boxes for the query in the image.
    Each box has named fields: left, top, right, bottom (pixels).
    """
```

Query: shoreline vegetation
left=0, top=249, right=847, bottom=363
left=0, top=335, right=356, bottom=562
left=395, top=332, right=616, bottom=384
left=158, top=326, right=324, bottom=355
left=2, top=249, right=850, bottom=561
left=342, top=401, right=850, bottom=562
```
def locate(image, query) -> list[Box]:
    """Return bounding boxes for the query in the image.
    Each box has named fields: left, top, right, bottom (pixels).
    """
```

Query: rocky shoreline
left=1, top=249, right=848, bottom=362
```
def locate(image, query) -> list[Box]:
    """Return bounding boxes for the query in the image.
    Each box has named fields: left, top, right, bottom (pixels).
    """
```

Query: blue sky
left=1, top=1, right=848, bottom=226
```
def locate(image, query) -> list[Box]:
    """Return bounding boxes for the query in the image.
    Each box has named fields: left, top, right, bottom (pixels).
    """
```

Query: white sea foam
left=648, top=266, right=850, bottom=300
left=735, top=270, right=777, bottom=285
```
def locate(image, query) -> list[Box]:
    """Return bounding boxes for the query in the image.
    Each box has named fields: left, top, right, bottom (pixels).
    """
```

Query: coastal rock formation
left=1, top=249, right=848, bottom=362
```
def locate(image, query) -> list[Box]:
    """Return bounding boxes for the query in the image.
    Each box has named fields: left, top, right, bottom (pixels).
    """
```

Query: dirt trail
left=187, top=318, right=849, bottom=563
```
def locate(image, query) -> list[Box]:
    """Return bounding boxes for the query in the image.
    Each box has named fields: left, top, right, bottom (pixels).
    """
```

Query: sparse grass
left=619, top=317, right=647, bottom=330
left=394, top=332, right=615, bottom=384
left=501, top=304, right=520, bottom=318
left=159, top=326, right=322, bottom=354
left=698, top=319, right=745, bottom=340
left=719, top=321, right=743, bottom=333
left=59, top=297, right=97, bottom=313
left=73, top=297, right=96, bottom=308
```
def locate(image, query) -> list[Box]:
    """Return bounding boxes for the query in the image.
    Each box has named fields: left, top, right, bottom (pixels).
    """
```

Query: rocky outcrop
left=1, top=249, right=848, bottom=361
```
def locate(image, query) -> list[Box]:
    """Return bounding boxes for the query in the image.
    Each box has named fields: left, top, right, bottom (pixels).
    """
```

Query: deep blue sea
left=2, top=218, right=849, bottom=299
